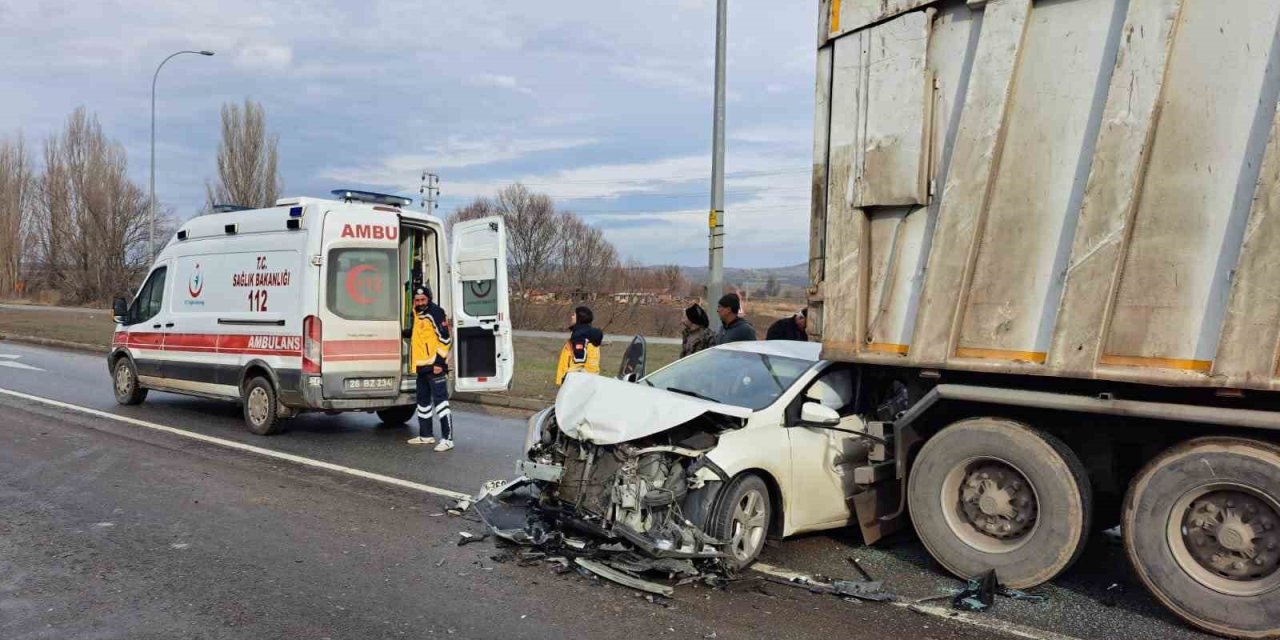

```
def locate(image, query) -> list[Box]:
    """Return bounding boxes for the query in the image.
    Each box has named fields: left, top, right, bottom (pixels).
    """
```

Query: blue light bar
left=289, top=206, right=304, bottom=217
left=331, top=189, right=413, bottom=208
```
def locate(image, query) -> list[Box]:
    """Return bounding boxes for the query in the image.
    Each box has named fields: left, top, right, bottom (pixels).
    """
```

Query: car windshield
left=643, top=348, right=813, bottom=410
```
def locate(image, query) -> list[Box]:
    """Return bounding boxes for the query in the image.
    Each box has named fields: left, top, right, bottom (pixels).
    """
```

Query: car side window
left=131, top=267, right=167, bottom=325
left=802, top=367, right=859, bottom=416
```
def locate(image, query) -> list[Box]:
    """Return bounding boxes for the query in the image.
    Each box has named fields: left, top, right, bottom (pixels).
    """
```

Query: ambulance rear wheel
left=376, top=405, right=416, bottom=427
left=243, top=376, right=283, bottom=436
left=112, top=357, right=147, bottom=405
left=1123, top=437, right=1280, bottom=639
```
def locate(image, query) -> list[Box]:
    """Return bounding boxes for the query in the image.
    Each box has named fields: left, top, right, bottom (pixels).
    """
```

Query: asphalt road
left=0, top=340, right=1220, bottom=640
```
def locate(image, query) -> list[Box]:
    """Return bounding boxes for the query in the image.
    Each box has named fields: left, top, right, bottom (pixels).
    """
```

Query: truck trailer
left=808, top=0, right=1280, bottom=637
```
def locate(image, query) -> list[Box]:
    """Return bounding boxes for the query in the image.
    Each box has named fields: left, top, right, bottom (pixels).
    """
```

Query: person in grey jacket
left=712, top=293, right=756, bottom=345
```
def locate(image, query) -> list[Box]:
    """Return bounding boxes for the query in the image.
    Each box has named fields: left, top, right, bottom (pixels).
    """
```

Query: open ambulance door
left=449, top=217, right=513, bottom=392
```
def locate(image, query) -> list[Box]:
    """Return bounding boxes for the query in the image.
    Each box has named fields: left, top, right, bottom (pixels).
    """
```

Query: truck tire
left=1123, top=437, right=1280, bottom=639
left=112, top=357, right=148, bottom=406
left=908, top=417, right=1091, bottom=589
left=708, top=473, right=772, bottom=570
left=243, top=376, right=283, bottom=436
left=376, top=405, right=416, bottom=426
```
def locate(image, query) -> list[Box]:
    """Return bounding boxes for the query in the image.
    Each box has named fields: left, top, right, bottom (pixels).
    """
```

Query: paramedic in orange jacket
left=556, top=306, right=603, bottom=385
left=405, top=287, right=454, bottom=451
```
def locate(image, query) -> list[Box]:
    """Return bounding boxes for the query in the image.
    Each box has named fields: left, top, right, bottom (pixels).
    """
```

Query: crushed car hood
left=554, top=373, right=752, bottom=445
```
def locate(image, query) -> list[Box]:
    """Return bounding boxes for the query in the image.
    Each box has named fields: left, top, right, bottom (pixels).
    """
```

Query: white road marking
left=751, top=562, right=1083, bottom=640
left=0, top=354, right=44, bottom=371
left=1, top=386, right=1082, bottom=640
left=0, top=387, right=470, bottom=502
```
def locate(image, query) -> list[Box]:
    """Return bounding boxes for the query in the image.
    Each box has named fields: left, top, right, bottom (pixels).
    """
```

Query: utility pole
left=706, top=0, right=728, bottom=330
left=420, top=171, right=440, bottom=212
left=150, top=49, right=214, bottom=259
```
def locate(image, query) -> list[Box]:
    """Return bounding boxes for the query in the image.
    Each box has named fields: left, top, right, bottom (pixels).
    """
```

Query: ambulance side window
left=131, top=267, right=167, bottom=325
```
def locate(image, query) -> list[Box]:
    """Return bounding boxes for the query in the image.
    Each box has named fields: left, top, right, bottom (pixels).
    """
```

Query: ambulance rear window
left=327, top=249, right=397, bottom=321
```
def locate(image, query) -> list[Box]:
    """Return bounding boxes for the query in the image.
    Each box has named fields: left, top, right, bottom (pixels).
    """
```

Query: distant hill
left=680, top=263, right=809, bottom=299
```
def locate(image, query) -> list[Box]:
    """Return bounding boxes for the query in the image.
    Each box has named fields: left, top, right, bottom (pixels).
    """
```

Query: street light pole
left=706, top=0, right=728, bottom=330
left=150, top=50, right=214, bottom=259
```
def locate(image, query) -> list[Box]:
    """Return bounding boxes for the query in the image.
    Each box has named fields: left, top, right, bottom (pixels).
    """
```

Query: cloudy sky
left=1, top=0, right=817, bottom=268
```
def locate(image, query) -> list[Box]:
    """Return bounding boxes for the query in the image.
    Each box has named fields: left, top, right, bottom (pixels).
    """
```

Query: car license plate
left=344, top=377, right=395, bottom=391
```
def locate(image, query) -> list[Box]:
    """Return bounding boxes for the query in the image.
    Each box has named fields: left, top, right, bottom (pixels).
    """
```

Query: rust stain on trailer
left=866, top=342, right=910, bottom=355
left=954, top=347, right=1047, bottom=364
left=1099, top=354, right=1212, bottom=373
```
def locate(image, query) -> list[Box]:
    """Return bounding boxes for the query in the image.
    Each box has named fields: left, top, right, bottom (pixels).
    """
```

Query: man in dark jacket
left=766, top=309, right=809, bottom=342
left=712, top=293, right=756, bottom=346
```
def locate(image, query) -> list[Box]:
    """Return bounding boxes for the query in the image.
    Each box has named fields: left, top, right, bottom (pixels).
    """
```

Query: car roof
left=713, top=339, right=822, bottom=362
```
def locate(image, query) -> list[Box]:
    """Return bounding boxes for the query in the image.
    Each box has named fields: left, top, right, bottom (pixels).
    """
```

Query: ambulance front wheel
left=243, top=376, right=283, bottom=436
left=112, top=357, right=147, bottom=405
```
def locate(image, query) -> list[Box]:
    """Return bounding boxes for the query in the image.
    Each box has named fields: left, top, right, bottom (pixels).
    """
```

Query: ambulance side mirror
left=112, top=297, right=129, bottom=324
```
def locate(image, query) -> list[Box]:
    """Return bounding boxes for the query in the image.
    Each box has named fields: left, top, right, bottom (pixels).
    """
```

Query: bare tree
left=446, top=196, right=498, bottom=233
left=0, top=134, right=34, bottom=296
left=31, top=108, right=153, bottom=304
left=206, top=99, right=281, bottom=210
left=495, top=183, right=561, bottom=295
left=557, top=212, right=617, bottom=296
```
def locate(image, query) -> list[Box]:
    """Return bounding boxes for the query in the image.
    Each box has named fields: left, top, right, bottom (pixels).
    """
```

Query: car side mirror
left=800, top=401, right=840, bottom=427
left=112, top=297, right=129, bottom=324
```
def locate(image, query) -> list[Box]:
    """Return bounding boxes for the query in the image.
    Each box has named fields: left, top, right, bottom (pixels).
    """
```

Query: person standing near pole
left=406, top=287, right=454, bottom=452
left=556, top=306, right=603, bottom=385
left=681, top=304, right=714, bottom=358
left=712, top=293, right=756, bottom=346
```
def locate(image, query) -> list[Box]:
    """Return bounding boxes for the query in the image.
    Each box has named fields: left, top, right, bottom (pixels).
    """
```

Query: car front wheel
left=709, top=474, right=772, bottom=569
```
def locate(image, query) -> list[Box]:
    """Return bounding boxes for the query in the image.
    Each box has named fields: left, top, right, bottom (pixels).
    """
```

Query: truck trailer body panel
left=811, top=0, right=1280, bottom=391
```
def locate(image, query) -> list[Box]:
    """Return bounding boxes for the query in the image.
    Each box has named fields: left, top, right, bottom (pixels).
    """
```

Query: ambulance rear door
left=449, top=217, right=513, bottom=391
left=318, top=209, right=403, bottom=400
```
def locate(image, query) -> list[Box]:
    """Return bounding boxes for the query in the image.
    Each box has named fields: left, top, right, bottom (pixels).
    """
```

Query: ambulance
left=108, top=190, right=513, bottom=435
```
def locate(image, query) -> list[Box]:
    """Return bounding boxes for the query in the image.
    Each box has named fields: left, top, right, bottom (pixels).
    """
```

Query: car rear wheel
left=1123, top=437, right=1280, bottom=639
left=709, top=474, right=772, bottom=569
left=112, top=357, right=147, bottom=405
left=376, top=405, right=416, bottom=427
left=908, top=417, right=1092, bottom=589
left=243, top=376, right=283, bottom=436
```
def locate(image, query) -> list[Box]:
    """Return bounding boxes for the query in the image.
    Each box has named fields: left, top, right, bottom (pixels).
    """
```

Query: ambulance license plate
left=344, top=377, right=395, bottom=391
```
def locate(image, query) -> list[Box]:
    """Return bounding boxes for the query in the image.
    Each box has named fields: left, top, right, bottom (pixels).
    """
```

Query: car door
left=126, top=263, right=170, bottom=380
left=785, top=367, right=866, bottom=531
left=449, top=216, right=513, bottom=392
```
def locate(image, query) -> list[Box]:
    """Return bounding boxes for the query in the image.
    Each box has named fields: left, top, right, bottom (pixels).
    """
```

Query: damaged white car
left=475, top=341, right=875, bottom=570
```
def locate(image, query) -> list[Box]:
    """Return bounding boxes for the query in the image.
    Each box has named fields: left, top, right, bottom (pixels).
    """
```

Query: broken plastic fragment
left=952, top=570, right=997, bottom=612
left=575, top=557, right=675, bottom=597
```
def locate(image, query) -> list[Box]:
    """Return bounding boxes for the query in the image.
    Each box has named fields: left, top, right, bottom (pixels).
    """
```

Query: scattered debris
left=435, top=557, right=447, bottom=568
left=846, top=556, right=874, bottom=582
left=575, top=558, right=674, bottom=597
left=832, top=579, right=894, bottom=602
left=952, top=570, right=997, bottom=612
left=997, top=586, right=1047, bottom=603
left=1102, top=582, right=1124, bottom=607
left=457, top=531, right=488, bottom=547
left=447, top=498, right=471, bottom=517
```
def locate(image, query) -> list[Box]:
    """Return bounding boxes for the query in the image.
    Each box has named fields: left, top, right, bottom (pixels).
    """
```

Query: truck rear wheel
left=1123, top=437, right=1280, bottom=639
left=908, top=417, right=1091, bottom=589
left=243, top=376, right=283, bottom=436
